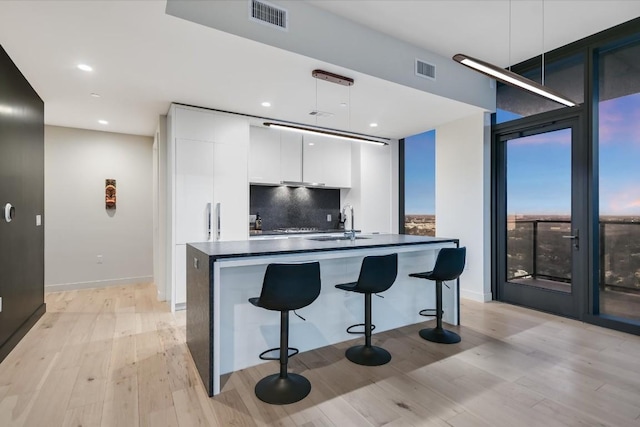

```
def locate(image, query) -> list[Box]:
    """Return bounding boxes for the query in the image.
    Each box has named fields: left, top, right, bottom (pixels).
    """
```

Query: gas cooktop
left=271, top=227, right=320, bottom=233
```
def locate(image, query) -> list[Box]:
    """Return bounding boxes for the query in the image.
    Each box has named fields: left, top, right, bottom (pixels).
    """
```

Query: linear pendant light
left=263, top=122, right=389, bottom=146
left=453, top=54, right=577, bottom=107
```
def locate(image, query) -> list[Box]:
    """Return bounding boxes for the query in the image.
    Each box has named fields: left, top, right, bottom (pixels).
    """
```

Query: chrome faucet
left=342, top=204, right=355, bottom=241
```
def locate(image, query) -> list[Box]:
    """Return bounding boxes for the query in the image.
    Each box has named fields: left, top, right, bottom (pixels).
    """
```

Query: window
left=496, top=53, right=584, bottom=124
left=597, top=36, right=640, bottom=322
left=403, top=129, right=435, bottom=236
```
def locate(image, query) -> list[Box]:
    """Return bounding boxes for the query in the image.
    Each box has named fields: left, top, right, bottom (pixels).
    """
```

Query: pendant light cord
left=348, top=85, right=351, bottom=132
left=508, top=0, right=512, bottom=71
left=541, top=0, right=545, bottom=86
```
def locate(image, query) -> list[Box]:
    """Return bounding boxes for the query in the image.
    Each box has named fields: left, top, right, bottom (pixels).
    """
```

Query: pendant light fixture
left=453, top=0, right=577, bottom=107
left=263, top=69, right=389, bottom=146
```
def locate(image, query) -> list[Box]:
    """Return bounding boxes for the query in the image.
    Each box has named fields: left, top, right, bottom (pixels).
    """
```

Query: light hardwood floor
left=1, top=283, right=640, bottom=427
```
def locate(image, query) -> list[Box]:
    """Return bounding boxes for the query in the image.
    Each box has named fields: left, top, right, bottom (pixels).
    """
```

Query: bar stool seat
left=335, top=253, right=398, bottom=366
left=248, top=262, right=321, bottom=405
left=409, top=247, right=466, bottom=344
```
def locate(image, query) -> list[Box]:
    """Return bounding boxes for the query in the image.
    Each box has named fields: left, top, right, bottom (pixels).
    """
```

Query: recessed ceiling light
left=90, top=93, right=101, bottom=98
left=261, top=102, right=271, bottom=107
left=98, top=120, right=108, bottom=125
left=77, top=64, right=93, bottom=72
left=369, top=123, right=378, bottom=128
left=339, top=103, right=347, bottom=107
left=308, top=142, right=315, bottom=146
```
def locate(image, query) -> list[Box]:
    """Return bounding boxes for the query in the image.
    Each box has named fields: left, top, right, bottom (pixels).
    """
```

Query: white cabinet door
left=175, top=138, right=214, bottom=244
left=213, top=141, right=249, bottom=241
left=213, top=113, right=249, bottom=241
left=280, top=131, right=302, bottom=182
left=302, top=134, right=351, bottom=188
left=249, top=126, right=281, bottom=184
left=175, top=107, right=215, bottom=142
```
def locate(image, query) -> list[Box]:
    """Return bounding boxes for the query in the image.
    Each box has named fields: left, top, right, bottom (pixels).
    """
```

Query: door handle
left=4, top=203, right=15, bottom=223
left=562, top=229, right=579, bottom=249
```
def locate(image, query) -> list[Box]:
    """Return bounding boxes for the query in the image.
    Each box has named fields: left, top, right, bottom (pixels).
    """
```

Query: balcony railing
left=507, top=219, right=640, bottom=293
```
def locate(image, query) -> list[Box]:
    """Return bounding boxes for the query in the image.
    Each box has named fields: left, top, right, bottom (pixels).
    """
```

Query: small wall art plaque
left=105, top=179, right=116, bottom=209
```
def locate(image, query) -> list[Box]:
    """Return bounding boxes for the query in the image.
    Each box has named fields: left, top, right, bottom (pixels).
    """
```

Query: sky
left=505, top=92, right=640, bottom=216
left=404, top=129, right=435, bottom=215
left=404, top=92, right=640, bottom=217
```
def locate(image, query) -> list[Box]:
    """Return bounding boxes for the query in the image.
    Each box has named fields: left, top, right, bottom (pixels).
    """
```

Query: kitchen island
left=186, top=234, right=459, bottom=396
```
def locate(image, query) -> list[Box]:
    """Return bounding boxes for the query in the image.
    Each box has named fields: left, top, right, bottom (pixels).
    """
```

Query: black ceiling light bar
left=263, top=122, right=389, bottom=146
left=453, top=53, right=577, bottom=107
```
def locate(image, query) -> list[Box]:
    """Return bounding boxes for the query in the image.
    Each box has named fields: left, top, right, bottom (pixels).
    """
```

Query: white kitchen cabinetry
left=280, top=131, right=302, bottom=182
left=249, top=126, right=303, bottom=185
left=249, top=126, right=350, bottom=188
left=168, top=104, right=249, bottom=310
left=249, top=126, right=281, bottom=184
left=302, top=134, right=351, bottom=188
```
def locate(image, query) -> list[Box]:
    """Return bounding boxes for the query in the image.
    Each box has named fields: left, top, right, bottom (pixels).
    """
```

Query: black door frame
left=492, top=107, right=591, bottom=319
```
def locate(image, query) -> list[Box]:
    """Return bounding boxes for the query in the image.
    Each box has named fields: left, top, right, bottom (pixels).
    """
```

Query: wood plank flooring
left=1, top=282, right=640, bottom=426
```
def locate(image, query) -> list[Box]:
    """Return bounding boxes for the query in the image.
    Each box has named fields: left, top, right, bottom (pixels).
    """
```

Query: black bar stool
left=248, top=262, right=321, bottom=405
left=409, top=247, right=466, bottom=344
left=335, top=253, right=398, bottom=366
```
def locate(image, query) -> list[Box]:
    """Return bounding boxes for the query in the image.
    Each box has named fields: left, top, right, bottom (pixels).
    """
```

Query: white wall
left=435, top=112, right=492, bottom=302
left=44, top=125, right=153, bottom=292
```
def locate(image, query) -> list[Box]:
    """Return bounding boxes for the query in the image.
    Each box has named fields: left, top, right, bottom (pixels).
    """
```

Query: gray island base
left=186, top=234, right=459, bottom=396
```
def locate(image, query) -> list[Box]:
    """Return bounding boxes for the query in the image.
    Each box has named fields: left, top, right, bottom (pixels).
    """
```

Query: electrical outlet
left=97, top=255, right=103, bottom=264
left=0, top=297, right=3, bottom=313
left=327, top=214, right=332, bottom=221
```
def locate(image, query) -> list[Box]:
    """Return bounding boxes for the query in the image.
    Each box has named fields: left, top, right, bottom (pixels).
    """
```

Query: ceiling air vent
left=249, top=0, right=288, bottom=31
left=415, top=58, right=436, bottom=80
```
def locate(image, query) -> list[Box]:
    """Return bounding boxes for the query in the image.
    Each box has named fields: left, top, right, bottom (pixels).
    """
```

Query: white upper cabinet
left=249, top=126, right=304, bottom=185
left=280, top=131, right=302, bottom=182
left=302, top=134, right=351, bottom=188
left=249, top=126, right=281, bottom=184
left=249, top=126, right=350, bottom=188
left=175, top=107, right=215, bottom=142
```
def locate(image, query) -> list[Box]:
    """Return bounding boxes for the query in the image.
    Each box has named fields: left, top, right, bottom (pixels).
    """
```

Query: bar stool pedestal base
left=419, top=327, right=461, bottom=344
left=345, top=345, right=391, bottom=366
left=255, top=373, right=311, bottom=405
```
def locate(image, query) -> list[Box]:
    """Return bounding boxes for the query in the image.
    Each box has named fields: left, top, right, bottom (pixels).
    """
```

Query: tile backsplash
left=250, top=185, right=341, bottom=230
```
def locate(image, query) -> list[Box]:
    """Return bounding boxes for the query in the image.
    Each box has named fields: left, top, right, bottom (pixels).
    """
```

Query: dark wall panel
left=250, top=185, right=341, bottom=231
left=0, top=45, right=45, bottom=362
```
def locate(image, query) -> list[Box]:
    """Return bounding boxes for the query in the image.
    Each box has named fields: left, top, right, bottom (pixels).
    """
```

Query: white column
left=435, top=112, right=492, bottom=302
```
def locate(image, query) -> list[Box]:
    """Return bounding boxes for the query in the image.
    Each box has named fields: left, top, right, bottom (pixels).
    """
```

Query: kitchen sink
left=306, top=235, right=371, bottom=242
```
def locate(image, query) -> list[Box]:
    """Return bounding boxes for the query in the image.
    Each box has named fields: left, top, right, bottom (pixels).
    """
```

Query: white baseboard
left=460, top=288, right=493, bottom=302
left=45, top=275, right=153, bottom=293
left=175, top=302, right=186, bottom=311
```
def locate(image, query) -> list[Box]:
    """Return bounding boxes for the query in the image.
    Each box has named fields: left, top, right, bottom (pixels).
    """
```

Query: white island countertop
left=188, top=233, right=458, bottom=260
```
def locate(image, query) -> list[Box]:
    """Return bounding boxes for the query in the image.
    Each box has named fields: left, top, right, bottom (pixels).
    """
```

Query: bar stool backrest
left=355, top=253, right=398, bottom=293
left=431, top=247, right=466, bottom=281
left=257, top=262, right=321, bottom=311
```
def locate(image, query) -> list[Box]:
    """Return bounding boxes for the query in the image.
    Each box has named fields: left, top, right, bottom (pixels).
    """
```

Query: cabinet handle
left=216, top=202, right=221, bottom=241
left=206, top=202, right=212, bottom=240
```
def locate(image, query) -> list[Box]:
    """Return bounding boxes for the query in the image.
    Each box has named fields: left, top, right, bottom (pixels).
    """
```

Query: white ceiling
left=0, top=1, right=638, bottom=138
